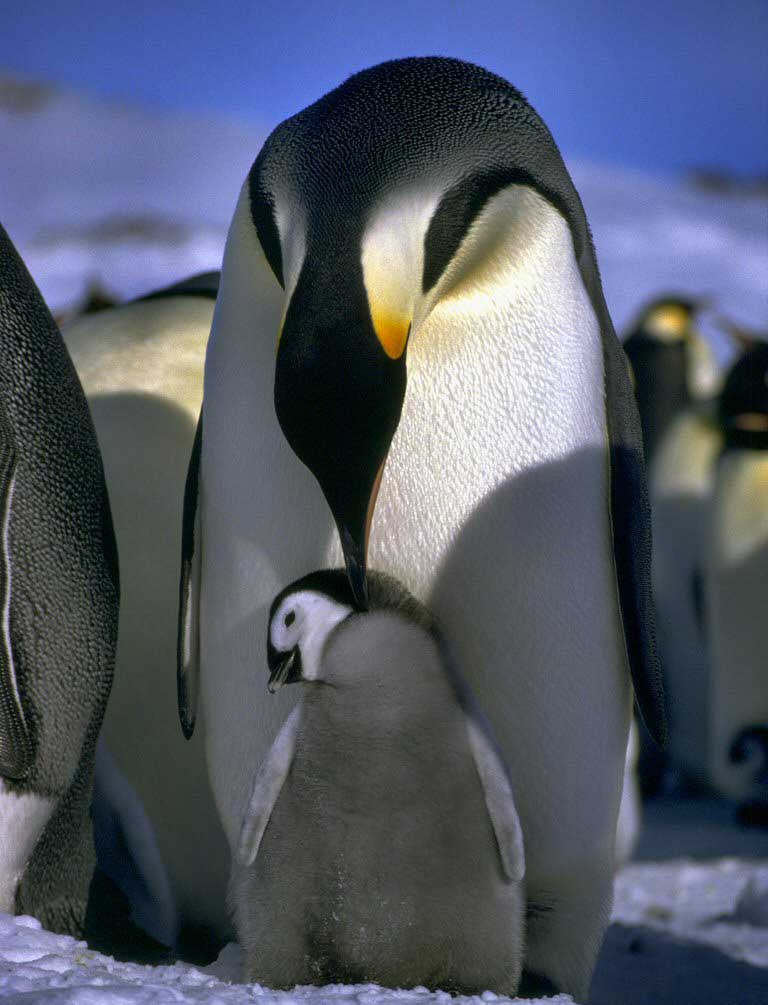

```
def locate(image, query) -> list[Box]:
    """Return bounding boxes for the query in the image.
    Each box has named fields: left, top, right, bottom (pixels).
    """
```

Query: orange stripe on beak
left=373, top=316, right=411, bottom=360
left=364, top=454, right=388, bottom=559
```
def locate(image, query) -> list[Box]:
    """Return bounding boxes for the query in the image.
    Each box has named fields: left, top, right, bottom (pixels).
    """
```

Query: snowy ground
left=2, top=859, right=767, bottom=1004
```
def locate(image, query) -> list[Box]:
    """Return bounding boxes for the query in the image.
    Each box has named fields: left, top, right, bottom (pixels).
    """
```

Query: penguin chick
left=232, top=570, right=525, bottom=995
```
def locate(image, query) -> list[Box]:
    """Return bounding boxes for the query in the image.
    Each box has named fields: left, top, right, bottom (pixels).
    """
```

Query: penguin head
left=245, top=56, right=598, bottom=609
left=718, top=343, right=768, bottom=450
left=267, top=571, right=354, bottom=692
left=266, top=568, right=437, bottom=691
left=630, top=296, right=706, bottom=345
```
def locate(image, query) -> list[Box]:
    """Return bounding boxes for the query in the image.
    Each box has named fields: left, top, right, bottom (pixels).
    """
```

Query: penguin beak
left=267, top=645, right=303, bottom=693
left=336, top=455, right=388, bottom=611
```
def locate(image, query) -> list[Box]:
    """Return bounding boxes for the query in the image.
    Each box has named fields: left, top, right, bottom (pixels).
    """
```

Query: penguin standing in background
left=705, top=343, right=768, bottom=819
left=0, top=223, right=119, bottom=935
left=623, top=295, right=718, bottom=463
left=62, top=273, right=230, bottom=949
left=179, top=58, right=663, bottom=999
left=232, top=570, right=525, bottom=995
left=649, top=405, right=723, bottom=788
left=623, top=296, right=718, bottom=792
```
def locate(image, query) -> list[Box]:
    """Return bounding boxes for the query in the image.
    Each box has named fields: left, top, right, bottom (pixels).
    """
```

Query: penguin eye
left=284, top=611, right=296, bottom=628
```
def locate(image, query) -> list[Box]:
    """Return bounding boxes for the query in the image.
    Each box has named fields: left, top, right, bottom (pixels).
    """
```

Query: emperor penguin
left=649, top=403, right=723, bottom=788
left=232, top=569, right=525, bottom=995
left=179, top=58, right=663, bottom=999
left=62, top=272, right=230, bottom=947
left=639, top=299, right=724, bottom=790
left=623, top=295, right=718, bottom=463
left=0, top=223, right=119, bottom=935
left=705, top=343, right=768, bottom=818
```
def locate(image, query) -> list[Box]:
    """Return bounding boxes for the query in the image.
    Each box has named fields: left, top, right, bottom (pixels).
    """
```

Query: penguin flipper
left=465, top=716, right=525, bottom=882
left=177, top=413, right=203, bottom=739
left=237, top=704, right=302, bottom=867
left=603, top=328, right=667, bottom=747
left=0, top=402, right=34, bottom=779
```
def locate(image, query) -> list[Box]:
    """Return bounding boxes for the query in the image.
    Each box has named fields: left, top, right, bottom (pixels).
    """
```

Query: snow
left=0, top=914, right=570, bottom=1004
left=613, top=859, right=768, bottom=969
left=1, top=860, right=767, bottom=1003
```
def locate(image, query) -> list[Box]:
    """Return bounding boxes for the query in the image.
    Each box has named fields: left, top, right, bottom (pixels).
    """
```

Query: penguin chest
left=367, top=254, right=628, bottom=859
left=707, top=452, right=768, bottom=800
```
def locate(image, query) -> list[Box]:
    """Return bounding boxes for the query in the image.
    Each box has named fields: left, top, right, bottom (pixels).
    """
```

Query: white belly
left=64, top=298, right=231, bottom=939
left=0, top=781, right=54, bottom=913
left=201, top=188, right=630, bottom=884
left=706, top=451, right=768, bottom=801
left=650, top=411, right=722, bottom=781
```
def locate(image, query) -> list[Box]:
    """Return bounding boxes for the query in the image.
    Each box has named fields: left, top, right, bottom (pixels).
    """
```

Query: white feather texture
left=63, top=295, right=231, bottom=942
left=0, top=782, right=54, bottom=914
left=706, top=451, right=768, bottom=802
left=650, top=411, right=723, bottom=783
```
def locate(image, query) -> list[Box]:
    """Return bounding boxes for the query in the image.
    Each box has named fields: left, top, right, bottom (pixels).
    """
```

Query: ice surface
left=0, top=914, right=572, bottom=1004
left=2, top=861, right=767, bottom=1004
left=613, top=859, right=768, bottom=968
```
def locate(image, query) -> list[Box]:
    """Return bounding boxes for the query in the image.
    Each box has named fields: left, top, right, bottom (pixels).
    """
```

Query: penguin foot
left=736, top=800, right=768, bottom=829
left=518, top=968, right=561, bottom=998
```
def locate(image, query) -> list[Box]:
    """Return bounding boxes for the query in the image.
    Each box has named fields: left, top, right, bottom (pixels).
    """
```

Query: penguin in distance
left=639, top=299, right=725, bottom=790
left=623, top=294, right=718, bottom=463
left=179, top=58, right=663, bottom=998
left=63, top=272, right=230, bottom=947
left=705, top=343, right=768, bottom=817
left=0, top=223, right=119, bottom=935
left=232, top=570, right=525, bottom=994
left=649, top=404, right=722, bottom=788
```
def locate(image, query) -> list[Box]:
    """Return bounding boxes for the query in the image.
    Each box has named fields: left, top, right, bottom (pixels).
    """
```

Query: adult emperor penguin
left=649, top=403, right=723, bottom=788
left=640, top=300, right=724, bottom=790
left=179, top=58, right=663, bottom=999
left=623, top=295, right=718, bottom=464
left=0, top=223, right=119, bottom=935
left=705, top=343, right=768, bottom=818
left=232, top=569, right=525, bottom=994
left=62, top=272, right=230, bottom=949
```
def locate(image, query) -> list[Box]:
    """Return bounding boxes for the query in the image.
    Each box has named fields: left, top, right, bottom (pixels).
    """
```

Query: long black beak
left=337, top=522, right=369, bottom=610
left=267, top=644, right=302, bottom=693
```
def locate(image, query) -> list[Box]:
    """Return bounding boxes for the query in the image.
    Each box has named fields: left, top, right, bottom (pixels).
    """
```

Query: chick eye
left=284, top=611, right=296, bottom=627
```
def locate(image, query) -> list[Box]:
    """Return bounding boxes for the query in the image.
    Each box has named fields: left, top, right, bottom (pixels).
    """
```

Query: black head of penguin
left=622, top=295, right=707, bottom=459
left=248, top=56, right=601, bottom=609
left=718, top=343, right=768, bottom=452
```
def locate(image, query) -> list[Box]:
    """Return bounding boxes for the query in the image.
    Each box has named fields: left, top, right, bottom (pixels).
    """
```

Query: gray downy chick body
left=233, top=572, right=525, bottom=995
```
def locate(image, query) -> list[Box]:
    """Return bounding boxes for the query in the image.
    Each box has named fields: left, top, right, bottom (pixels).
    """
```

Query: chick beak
left=267, top=645, right=302, bottom=693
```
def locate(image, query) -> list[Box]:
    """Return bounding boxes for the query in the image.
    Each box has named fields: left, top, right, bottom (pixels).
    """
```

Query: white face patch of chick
left=269, top=590, right=352, bottom=682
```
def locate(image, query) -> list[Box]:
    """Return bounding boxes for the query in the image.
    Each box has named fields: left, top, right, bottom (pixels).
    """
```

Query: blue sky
left=3, top=1, right=766, bottom=176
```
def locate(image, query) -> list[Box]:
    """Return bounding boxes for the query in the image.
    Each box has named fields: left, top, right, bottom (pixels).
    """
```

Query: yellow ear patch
left=372, top=312, right=411, bottom=360
left=647, top=304, right=691, bottom=342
